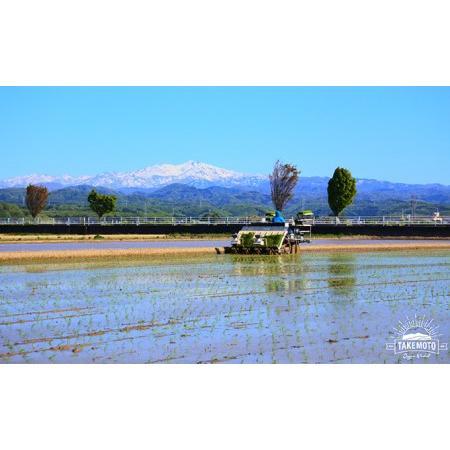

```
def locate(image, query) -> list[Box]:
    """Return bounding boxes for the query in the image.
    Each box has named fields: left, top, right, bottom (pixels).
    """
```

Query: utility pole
left=410, top=195, right=417, bottom=219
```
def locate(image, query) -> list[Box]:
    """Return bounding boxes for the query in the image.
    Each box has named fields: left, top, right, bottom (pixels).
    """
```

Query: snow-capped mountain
left=0, top=161, right=266, bottom=190
left=402, top=332, right=432, bottom=341
left=0, top=174, right=92, bottom=190
left=1, top=161, right=449, bottom=203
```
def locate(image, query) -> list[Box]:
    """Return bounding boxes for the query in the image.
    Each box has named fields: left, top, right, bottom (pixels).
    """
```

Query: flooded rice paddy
left=0, top=239, right=228, bottom=252
left=0, top=250, right=449, bottom=363
left=0, top=238, right=445, bottom=252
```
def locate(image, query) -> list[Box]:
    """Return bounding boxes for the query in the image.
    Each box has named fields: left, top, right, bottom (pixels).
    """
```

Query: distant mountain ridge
left=0, top=161, right=265, bottom=190
left=0, top=161, right=449, bottom=216
left=294, top=177, right=450, bottom=203
left=1, top=160, right=448, bottom=200
left=1, top=182, right=449, bottom=218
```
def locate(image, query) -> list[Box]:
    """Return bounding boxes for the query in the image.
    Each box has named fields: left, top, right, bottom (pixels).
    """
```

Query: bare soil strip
left=0, top=246, right=218, bottom=262
left=1, top=233, right=447, bottom=244
left=0, top=234, right=226, bottom=244
left=0, top=241, right=449, bottom=262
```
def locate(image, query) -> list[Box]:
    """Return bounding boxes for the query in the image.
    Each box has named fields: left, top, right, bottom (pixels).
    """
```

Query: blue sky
left=0, top=87, right=449, bottom=184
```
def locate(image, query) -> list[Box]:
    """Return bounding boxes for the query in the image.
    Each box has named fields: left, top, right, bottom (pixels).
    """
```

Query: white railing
left=0, top=216, right=256, bottom=226
left=310, top=215, right=449, bottom=226
left=0, top=215, right=448, bottom=226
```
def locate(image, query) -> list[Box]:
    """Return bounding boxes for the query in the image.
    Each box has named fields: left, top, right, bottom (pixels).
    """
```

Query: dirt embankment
left=0, top=247, right=218, bottom=263
left=0, top=241, right=449, bottom=263
left=0, top=233, right=228, bottom=244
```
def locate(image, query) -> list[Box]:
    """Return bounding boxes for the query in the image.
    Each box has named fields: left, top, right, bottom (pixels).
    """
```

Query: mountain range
left=0, top=161, right=265, bottom=190
left=0, top=161, right=449, bottom=217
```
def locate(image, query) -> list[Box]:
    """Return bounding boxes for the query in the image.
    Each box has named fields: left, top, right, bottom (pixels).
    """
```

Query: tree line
left=24, top=186, right=117, bottom=220
left=23, top=161, right=356, bottom=220
left=269, top=160, right=356, bottom=217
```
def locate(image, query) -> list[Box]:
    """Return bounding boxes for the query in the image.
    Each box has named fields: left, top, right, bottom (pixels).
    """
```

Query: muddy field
left=0, top=250, right=449, bottom=363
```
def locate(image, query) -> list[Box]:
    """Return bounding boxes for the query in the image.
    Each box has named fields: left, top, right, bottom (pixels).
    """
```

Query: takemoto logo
left=386, top=315, right=448, bottom=360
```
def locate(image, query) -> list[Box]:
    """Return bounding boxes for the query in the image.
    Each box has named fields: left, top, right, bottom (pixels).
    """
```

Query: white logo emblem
left=386, top=315, right=448, bottom=360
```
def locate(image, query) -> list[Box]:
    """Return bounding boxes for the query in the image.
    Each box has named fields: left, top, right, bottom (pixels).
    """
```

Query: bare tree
left=269, top=160, right=300, bottom=211
left=26, top=184, right=49, bottom=219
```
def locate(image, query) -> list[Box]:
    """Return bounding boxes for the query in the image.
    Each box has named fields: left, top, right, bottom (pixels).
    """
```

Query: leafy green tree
left=0, top=202, right=25, bottom=218
left=327, top=167, right=357, bottom=216
left=201, top=210, right=222, bottom=219
left=87, top=189, right=117, bottom=219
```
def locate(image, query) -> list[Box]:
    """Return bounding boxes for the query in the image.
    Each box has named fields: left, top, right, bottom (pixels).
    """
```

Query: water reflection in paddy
left=0, top=250, right=449, bottom=363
